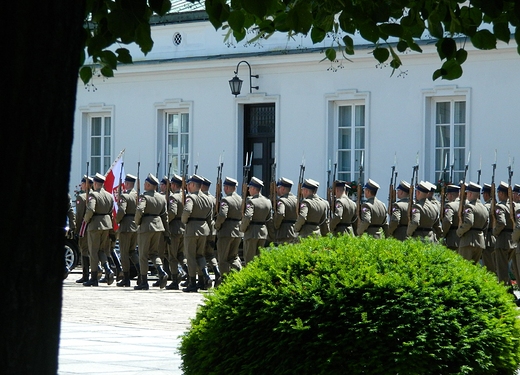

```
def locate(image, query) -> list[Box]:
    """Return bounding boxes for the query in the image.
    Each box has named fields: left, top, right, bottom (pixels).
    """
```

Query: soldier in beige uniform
left=407, top=181, right=438, bottom=242
left=200, top=177, right=220, bottom=289
left=272, top=177, right=298, bottom=244
left=426, top=181, right=443, bottom=241
left=240, top=177, right=272, bottom=265
left=330, top=180, right=357, bottom=236
left=387, top=180, right=410, bottom=241
left=456, top=182, right=489, bottom=263
left=75, top=175, right=93, bottom=283
left=513, top=185, right=520, bottom=245
left=441, top=184, right=461, bottom=251
left=493, top=182, right=517, bottom=286
left=357, top=179, right=387, bottom=238
left=215, top=177, right=243, bottom=276
left=133, top=174, right=170, bottom=290
left=115, top=174, right=139, bottom=287
left=481, top=183, right=496, bottom=273
left=294, top=179, right=328, bottom=238
left=182, top=174, right=213, bottom=292
left=82, top=173, right=115, bottom=287
left=165, top=174, right=186, bottom=290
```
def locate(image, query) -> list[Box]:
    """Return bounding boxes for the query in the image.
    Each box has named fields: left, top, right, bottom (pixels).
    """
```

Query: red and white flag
left=104, top=149, right=125, bottom=231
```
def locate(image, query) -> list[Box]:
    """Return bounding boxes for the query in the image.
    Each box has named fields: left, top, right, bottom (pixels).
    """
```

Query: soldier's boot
left=117, top=272, right=130, bottom=287
left=76, top=256, right=90, bottom=283
left=134, top=275, right=149, bottom=290
left=202, top=267, right=213, bottom=289
left=181, top=264, right=189, bottom=280
left=182, top=277, right=198, bottom=293
left=157, top=265, right=168, bottom=289
left=166, top=278, right=179, bottom=290
left=197, top=273, right=206, bottom=290
left=104, top=262, right=115, bottom=285
left=97, top=264, right=104, bottom=281
left=83, top=271, right=99, bottom=287
left=213, top=265, right=222, bottom=288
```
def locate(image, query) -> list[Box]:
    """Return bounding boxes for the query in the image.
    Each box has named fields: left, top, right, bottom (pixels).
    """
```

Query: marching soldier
left=387, top=180, right=411, bottom=241
left=240, top=177, right=272, bottom=265
left=215, top=177, right=243, bottom=276
left=150, top=176, right=171, bottom=288
left=492, top=182, right=517, bottom=286
left=513, top=184, right=520, bottom=244
left=200, top=177, right=220, bottom=289
left=294, top=179, right=328, bottom=238
left=357, top=179, right=387, bottom=238
left=82, top=173, right=115, bottom=287
left=134, top=174, right=170, bottom=290
left=407, top=181, right=438, bottom=242
left=456, top=182, right=489, bottom=263
left=329, top=180, right=357, bottom=236
left=481, top=183, right=496, bottom=273
left=115, top=174, right=140, bottom=287
left=75, top=175, right=93, bottom=283
left=165, top=174, right=187, bottom=290
left=182, top=174, right=214, bottom=292
left=441, top=184, right=461, bottom=251
left=272, top=177, right=298, bottom=244
left=426, top=181, right=443, bottom=241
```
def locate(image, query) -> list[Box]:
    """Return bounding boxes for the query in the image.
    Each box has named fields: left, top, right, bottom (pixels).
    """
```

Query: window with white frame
left=336, top=102, right=366, bottom=183
left=166, top=111, right=189, bottom=175
left=89, top=115, right=112, bottom=175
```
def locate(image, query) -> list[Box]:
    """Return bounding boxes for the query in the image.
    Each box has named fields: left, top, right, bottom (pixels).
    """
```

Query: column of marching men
left=71, top=169, right=520, bottom=295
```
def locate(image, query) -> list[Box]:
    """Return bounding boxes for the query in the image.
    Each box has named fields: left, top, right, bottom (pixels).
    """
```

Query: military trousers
left=216, top=237, right=242, bottom=274
left=78, top=236, right=89, bottom=257
left=243, top=238, right=266, bottom=265
left=87, top=229, right=110, bottom=272
left=481, top=246, right=496, bottom=274
left=167, top=234, right=185, bottom=276
left=118, top=231, right=138, bottom=272
left=137, top=231, right=163, bottom=276
left=184, top=235, right=207, bottom=277
left=495, top=247, right=515, bottom=284
left=458, top=246, right=483, bottom=264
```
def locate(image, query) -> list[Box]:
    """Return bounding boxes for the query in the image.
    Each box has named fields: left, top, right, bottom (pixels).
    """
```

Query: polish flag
left=104, top=149, right=125, bottom=231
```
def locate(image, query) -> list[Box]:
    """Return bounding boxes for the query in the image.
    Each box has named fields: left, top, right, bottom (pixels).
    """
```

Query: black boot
left=76, top=256, right=90, bottom=283
left=166, top=280, right=179, bottom=290
left=104, top=262, right=115, bottom=285
left=97, top=264, right=103, bottom=280
left=213, top=265, right=222, bottom=288
left=83, top=271, right=98, bottom=287
left=182, top=277, right=198, bottom=293
left=197, top=274, right=206, bottom=290
left=181, top=264, right=189, bottom=280
left=117, top=272, right=130, bottom=287
left=202, top=268, right=212, bottom=289
left=134, top=275, right=149, bottom=290
left=157, top=265, right=168, bottom=289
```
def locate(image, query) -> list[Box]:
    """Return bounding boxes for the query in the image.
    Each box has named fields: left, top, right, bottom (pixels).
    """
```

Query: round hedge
left=179, top=235, right=520, bottom=375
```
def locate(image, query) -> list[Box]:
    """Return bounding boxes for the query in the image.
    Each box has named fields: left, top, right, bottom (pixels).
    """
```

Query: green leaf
left=79, top=66, right=93, bottom=85
left=116, top=48, right=132, bottom=64
left=493, top=22, right=511, bottom=43
left=100, top=65, right=114, bottom=78
left=432, top=68, right=444, bottom=81
left=228, top=10, right=245, bottom=31
left=440, top=59, right=463, bottom=80
left=343, top=35, right=354, bottom=55
left=379, top=23, right=403, bottom=38
left=325, top=47, right=336, bottom=61
left=373, top=47, right=390, bottom=63
left=471, top=29, right=497, bottom=50
left=99, top=50, right=117, bottom=69
left=233, top=28, right=246, bottom=42
left=286, top=2, right=313, bottom=34
left=428, top=17, right=444, bottom=39
left=311, top=27, right=327, bottom=43
left=338, top=11, right=355, bottom=34
left=242, top=0, right=268, bottom=19
left=437, top=38, right=457, bottom=60
left=205, top=0, right=229, bottom=30
left=135, top=23, right=153, bottom=54
left=455, top=48, right=468, bottom=64
left=148, top=0, right=171, bottom=16
left=359, top=22, right=380, bottom=43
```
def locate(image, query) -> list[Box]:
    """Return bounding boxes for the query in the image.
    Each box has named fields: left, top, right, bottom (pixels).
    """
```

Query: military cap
left=446, top=184, right=460, bottom=193
left=248, top=176, right=264, bottom=188
left=201, top=177, right=212, bottom=187
left=223, top=177, right=238, bottom=187
left=160, top=176, right=169, bottom=185
left=363, top=179, right=380, bottom=192
left=482, top=183, right=492, bottom=193
left=145, top=173, right=159, bottom=186
left=81, top=175, right=94, bottom=184
left=170, top=174, right=183, bottom=185
left=466, top=182, right=481, bottom=193
left=302, top=178, right=319, bottom=190
left=424, top=181, right=436, bottom=192
left=497, top=181, right=509, bottom=193
left=513, top=184, right=520, bottom=193
left=416, top=181, right=430, bottom=193
left=188, top=174, right=204, bottom=184
left=277, top=177, right=293, bottom=188
left=124, top=174, right=137, bottom=183
left=93, top=173, right=105, bottom=183
left=334, top=180, right=350, bottom=189
left=397, top=180, right=410, bottom=193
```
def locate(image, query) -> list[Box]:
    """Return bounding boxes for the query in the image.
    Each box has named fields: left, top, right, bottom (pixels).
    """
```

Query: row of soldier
left=70, top=168, right=520, bottom=294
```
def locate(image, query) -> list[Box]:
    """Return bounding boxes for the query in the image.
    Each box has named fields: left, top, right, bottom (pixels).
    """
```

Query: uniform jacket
left=387, top=197, right=409, bottom=241
left=116, top=189, right=138, bottom=233
left=357, top=196, right=387, bottom=238
left=135, top=190, right=168, bottom=234
left=204, top=191, right=217, bottom=236
left=215, top=191, right=242, bottom=238
left=442, top=199, right=460, bottom=248
left=483, top=198, right=496, bottom=248
left=407, top=198, right=437, bottom=241
left=295, top=193, right=328, bottom=238
left=182, top=190, right=212, bottom=237
left=456, top=199, right=489, bottom=249
left=168, top=190, right=185, bottom=235
left=83, top=187, right=114, bottom=231
left=493, top=200, right=517, bottom=250
left=74, top=192, right=88, bottom=236
left=240, top=193, right=272, bottom=240
left=272, top=192, right=298, bottom=242
left=330, top=193, right=357, bottom=235
left=512, top=203, right=520, bottom=243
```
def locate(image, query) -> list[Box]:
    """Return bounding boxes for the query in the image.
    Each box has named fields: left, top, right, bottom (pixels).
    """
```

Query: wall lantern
left=229, top=60, right=259, bottom=97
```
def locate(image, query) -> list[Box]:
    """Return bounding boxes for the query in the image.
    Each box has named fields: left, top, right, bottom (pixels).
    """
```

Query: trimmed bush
left=179, top=235, right=520, bottom=375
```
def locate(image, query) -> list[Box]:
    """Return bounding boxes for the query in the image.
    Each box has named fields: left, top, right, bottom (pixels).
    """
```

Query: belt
left=470, top=227, right=486, bottom=231
left=188, top=218, right=206, bottom=221
left=336, top=223, right=352, bottom=227
left=369, top=224, right=383, bottom=228
left=282, top=220, right=296, bottom=224
left=249, top=221, right=266, bottom=225
left=304, top=221, right=319, bottom=226
left=94, top=212, right=111, bottom=216
left=416, top=227, right=432, bottom=231
left=501, top=228, right=513, bottom=233
left=124, top=214, right=135, bottom=217
left=226, top=218, right=241, bottom=222
left=143, top=214, right=159, bottom=217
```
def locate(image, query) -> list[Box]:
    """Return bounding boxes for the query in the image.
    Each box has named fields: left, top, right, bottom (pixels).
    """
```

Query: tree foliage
left=204, top=0, right=520, bottom=80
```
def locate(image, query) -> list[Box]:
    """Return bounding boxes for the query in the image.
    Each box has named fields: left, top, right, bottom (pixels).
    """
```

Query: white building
left=70, top=5, right=520, bottom=200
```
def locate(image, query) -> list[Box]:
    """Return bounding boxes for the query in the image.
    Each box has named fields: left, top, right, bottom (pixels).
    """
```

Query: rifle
left=439, top=153, right=448, bottom=221
left=156, top=153, right=161, bottom=192
left=356, top=151, right=365, bottom=222
left=458, top=151, right=471, bottom=227
left=194, top=153, right=199, bottom=175
left=508, top=157, right=515, bottom=229
left=388, top=155, right=397, bottom=217
left=215, top=153, right=224, bottom=215
left=408, top=152, right=419, bottom=221
left=241, top=152, right=253, bottom=214
left=79, top=162, right=90, bottom=237
left=270, top=158, right=277, bottom=211
left=118, top=161, right=124, bottom=202
left=490, top=150, right=497, bottom=230
left=477, top=156, right=482, bottom=185
left=181, top=155, right=187, bottom=204
left=136, top=161, right=141, bottom=197
left=296, top=154, right=305, bottom=216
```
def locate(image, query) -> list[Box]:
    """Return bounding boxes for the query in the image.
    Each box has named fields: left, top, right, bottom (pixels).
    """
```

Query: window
left=89, top=115, right=112, bottom=175
left=166, top=112, right=189, bottom=175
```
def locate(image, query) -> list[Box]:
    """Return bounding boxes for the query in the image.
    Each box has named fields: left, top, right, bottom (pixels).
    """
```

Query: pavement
left=58, top=270, right=207, bottom=375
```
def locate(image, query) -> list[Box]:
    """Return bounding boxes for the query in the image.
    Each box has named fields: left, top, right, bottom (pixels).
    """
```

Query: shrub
left=179, top=235, right=520, bottom=375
